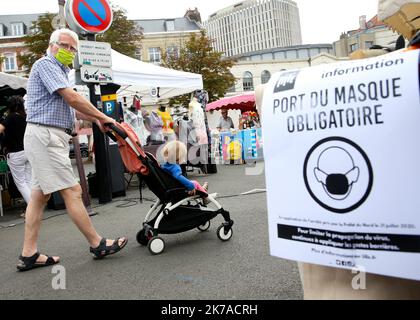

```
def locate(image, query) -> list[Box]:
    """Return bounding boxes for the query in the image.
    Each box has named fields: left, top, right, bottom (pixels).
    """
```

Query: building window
left=0, top=24, right=4, bottom=37
left=166, top=45, right=178, bottom=59
left=349, top=43, right=359, bottom=53
left=31, top=27, right=40, bottom=35
left=299, top=49, right=309, bottom=59
left=309, top=48, right=320, bottom=57
left=135, top=48, right=142, bottom=60
left=148, top=47, right=161, bottom=63
left=3, top=53, right=17, bottom=72
left=165, top=20, right=175, bottom=32
left=243, top=71, right=254, bottom=91
left=261, top=70, right=271, bottom=84
left=286, top=50, right=297, bottom=59
left=275, top=51, right=286, bottom=60
left=11, top=22, right=24, bottom=36
left=365, top=41, right=374, bottom=49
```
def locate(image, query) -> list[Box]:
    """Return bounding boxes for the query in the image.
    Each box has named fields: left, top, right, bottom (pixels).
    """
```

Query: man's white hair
left=47, top=28, right=79, bottom=53
left=50, top=28, right=79, bottom=45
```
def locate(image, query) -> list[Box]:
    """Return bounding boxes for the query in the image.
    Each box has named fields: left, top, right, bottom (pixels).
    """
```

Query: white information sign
left=81, top=65, right=114, bottom=84
left=262, top=49, right=420, bottom=281
left=78, top=40, right=112, bottom=68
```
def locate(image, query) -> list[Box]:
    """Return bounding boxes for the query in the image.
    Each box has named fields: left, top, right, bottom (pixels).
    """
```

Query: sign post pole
left=53, top=0, right=95, bottom=213
left=65, top=0, right=115, bottom=204
left=86, top=32, right=113, bottom=204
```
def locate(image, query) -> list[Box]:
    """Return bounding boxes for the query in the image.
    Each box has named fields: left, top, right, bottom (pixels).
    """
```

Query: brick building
left=0, top=13, right=43, bottom=76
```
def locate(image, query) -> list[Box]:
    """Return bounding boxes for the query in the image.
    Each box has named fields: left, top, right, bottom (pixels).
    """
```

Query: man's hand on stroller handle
left=96, top=116, right=116, bottom=133
left=103, top=122, right=129, bottom=140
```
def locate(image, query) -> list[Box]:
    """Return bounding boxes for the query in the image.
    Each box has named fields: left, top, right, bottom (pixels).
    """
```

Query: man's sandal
left=17, top=252, right=60, bottom=272
left=90, top=237, right=128, bottom=260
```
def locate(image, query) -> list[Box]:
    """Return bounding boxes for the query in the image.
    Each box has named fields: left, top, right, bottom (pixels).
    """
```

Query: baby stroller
left=105, top=123, right=234, bottom=255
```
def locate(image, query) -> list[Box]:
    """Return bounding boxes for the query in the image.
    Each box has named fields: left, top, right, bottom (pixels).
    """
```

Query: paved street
left=0, top=163, right=303, bottom=300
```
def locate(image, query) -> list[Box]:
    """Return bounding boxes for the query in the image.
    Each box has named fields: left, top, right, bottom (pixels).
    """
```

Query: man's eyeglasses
left=55, top=42, right=78, bottom=53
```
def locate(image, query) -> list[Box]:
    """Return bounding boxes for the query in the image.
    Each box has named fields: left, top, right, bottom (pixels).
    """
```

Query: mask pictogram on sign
left=314, top=147, right=360, bottom=200
left=303, top=137, right=373, bottom=214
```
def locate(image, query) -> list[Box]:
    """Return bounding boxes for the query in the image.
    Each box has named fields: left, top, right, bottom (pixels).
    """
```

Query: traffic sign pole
left=66, top=0, right=116, bottom=204
left=91, top=95, right=113, bottom=204
left=85, top=34, right=113, bottom=204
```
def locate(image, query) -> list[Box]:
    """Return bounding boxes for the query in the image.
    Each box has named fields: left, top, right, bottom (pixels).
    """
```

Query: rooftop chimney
left=359, top=15, right=367, bottom=29
left=184, top=8, right=202, bottom=24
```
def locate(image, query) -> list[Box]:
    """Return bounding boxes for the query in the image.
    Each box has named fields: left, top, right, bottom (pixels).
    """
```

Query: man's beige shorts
left=24, top=123, right=78, bottom=195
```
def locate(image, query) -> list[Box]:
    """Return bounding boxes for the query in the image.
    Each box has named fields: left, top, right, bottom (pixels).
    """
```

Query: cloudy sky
left=0, top=0, right=380, bottom=44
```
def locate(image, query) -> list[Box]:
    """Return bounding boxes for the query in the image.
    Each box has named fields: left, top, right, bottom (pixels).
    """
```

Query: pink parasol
left=206, top=92, right=256, bottom=113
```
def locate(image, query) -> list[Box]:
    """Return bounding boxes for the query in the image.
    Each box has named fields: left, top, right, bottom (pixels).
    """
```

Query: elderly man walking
left=17, top=28, right=128, bottom=272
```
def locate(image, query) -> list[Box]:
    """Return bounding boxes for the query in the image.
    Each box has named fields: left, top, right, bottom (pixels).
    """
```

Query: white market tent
left=0, top=71, right=28, bottom=90
left=69, top=49, right=203, bottom=103
left=0, top=72, right=28, bottom=106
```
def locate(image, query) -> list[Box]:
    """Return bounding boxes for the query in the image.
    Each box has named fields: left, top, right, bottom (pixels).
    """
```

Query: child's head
left=161, top=140, right=187, bottom=164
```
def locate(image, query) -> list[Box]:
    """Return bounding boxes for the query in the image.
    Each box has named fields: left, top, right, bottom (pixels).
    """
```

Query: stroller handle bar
left=105, top=123, right=128, bottom=140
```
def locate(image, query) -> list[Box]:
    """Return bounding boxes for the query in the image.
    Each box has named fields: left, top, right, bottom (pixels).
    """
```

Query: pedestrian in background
left=0, top=96, right=31, bottom=218
left=217, top=109, right=235, bottom=132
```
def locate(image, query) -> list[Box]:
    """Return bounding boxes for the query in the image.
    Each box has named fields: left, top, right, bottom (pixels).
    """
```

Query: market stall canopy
left=0, top=72, right=27, bottom=105
left=378, top=0, right=420, bottom=39
left=69, top=49, right=203, bottom=102
left=0, top=72, right=27, bottom=90
left=206, top=92, right=256, bottom=113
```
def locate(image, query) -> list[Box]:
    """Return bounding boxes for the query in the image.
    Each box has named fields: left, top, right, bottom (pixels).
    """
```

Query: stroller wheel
left=217, top=225, right=233, bottom=242
left=136, top=229, right=149, bottom=246
left=197, top=221, right=211, bottom=232
left=148, top=237, right=165, bottom=255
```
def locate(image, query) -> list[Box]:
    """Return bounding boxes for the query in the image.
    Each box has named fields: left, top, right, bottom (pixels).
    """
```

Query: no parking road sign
left=65, top=0, right=113, bottom=35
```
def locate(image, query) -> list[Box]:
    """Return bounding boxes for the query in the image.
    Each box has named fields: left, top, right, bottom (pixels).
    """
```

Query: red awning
left=206, top=92, right=256, bottom=113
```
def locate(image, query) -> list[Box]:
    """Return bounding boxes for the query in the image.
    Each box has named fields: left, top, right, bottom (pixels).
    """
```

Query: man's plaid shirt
left=26, top=54, right=75, bottom=130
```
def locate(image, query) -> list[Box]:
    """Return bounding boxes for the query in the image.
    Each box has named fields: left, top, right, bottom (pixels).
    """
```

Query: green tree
left=19, top=13, right=55, bottom=72
left=161, top=30, right=236, bottom=106
left=97, top=6, right=143, bottom=58
left=20, top=7, right=142, bottom=71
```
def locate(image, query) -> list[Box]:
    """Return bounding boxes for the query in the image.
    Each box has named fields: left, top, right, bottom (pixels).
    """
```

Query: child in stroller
left=106, top=123, right=234, bottom=255
left=161, top=140, right=210, bottom=202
